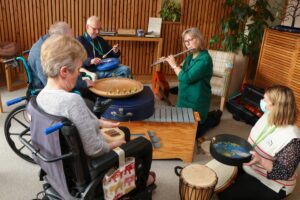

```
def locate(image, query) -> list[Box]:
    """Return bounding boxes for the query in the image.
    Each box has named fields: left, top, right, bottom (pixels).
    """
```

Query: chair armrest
left=90, top=137, right=151, bottom=171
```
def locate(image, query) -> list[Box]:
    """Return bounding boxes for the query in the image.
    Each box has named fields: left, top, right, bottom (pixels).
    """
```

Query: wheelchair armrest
left=90, top=137, right=150, bottom=171
left=19, top=129, right=74, bottom=162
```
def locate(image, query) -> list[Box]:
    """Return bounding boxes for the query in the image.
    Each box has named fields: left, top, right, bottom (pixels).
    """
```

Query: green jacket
left=177, top=50, right=213, bottom=123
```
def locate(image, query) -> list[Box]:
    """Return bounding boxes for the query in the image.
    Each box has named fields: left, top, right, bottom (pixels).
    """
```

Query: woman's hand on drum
left=109, top=140, right=126, bottom=149
left=245, top=151, right=273, bottom=172
left=112, top=44, right=119, bottom=53
left=245, top=151, right=262, bottom=166
left=91, top=57, right=102, bottom=65
left=99, top=119, right=120, bottom=128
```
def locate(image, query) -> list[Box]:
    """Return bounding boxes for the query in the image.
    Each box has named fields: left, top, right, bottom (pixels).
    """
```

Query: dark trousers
left=218, top=169, right=286, bottom=200
left=118, top=126, right=130, bottom=142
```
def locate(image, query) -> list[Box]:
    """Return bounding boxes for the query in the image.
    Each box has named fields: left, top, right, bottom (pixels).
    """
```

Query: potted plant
left=273, top=0, right=300, bottom=32
left=209, top=0, right=274, bottom=95
left=160, top=0, right=181, bottom=22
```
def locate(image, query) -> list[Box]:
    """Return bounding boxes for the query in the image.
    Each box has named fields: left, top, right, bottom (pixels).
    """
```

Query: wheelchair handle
left=45, top=122, right=64, bottom=135
left=19, top=129, right=74, bottom=162
left=22, top=50, right=30, bottom=55
left=6, top=97, right=26, bottom=106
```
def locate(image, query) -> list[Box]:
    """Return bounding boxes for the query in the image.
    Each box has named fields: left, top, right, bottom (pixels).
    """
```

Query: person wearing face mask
left=77, top=16, right=131, bottom=78
left=163, top=27, right=216, bottom=138
left=218, top=85, right=300, bottom=200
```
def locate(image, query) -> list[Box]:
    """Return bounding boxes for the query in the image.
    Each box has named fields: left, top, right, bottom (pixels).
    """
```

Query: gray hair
left=182, top=27, right=206, bottom=50
left=48, top=21, right=72, bottom=36
left=86, top=16, right=100, bottom=25
left=41, top=35, right=87, bottom=78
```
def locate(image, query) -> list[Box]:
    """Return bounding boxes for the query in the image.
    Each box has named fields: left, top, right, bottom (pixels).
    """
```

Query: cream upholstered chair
left=208, top=50, right=234, bottom=111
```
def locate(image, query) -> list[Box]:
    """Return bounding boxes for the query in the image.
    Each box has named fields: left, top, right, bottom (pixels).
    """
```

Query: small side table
left=0, top=58, right=27, bottom=91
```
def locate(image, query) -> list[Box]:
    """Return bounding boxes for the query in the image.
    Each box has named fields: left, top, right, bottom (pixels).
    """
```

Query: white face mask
left=260, top=99, right=268, bottom=113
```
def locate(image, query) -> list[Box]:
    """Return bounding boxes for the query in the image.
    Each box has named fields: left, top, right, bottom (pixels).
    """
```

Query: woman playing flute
left=163, top=27, right=217, bottom=138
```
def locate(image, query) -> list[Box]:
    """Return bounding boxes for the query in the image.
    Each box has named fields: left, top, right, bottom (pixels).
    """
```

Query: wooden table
left=121, top=106, right=200, bottom=163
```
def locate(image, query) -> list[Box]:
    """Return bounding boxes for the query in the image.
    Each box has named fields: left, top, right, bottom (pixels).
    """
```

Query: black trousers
left=218, top=169, right=287, bottom=200
left=118, top=126, right=130, bottom=142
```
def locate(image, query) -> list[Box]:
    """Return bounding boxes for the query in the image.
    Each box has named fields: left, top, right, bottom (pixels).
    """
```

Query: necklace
left=252, top=125, right=276, bottom=149
left=84, top=32, right=104, bottom=56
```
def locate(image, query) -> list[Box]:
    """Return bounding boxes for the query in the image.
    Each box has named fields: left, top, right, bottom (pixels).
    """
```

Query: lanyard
left=84, top=32, right=104, bottom=56
left=252, top=125, right=276, bottom=149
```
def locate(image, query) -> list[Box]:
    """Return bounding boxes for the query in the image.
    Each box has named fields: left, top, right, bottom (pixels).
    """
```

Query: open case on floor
left=226, top=85, right=264, bottom=126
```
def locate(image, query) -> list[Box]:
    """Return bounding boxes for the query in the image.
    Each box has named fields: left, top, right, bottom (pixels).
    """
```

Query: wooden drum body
left=176, top=164, right=217, bottom=200
left=121, top=106, right=200, bottom=163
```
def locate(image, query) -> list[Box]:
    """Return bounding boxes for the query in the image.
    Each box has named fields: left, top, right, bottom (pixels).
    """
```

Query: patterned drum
left=175, top=164, right=217, bottom=200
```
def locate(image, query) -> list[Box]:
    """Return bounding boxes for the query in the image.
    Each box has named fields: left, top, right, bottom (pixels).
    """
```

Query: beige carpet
left=0, top=87, right=299, bottom=200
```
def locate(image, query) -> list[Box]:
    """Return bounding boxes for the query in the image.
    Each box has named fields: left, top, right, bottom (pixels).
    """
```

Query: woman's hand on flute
left=165, top=55, right=178, bottom=69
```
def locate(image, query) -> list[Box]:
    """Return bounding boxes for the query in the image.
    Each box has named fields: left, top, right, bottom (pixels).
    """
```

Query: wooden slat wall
left=0, top=0, right=233, bottom=79
left=254, top=29, right=300, bottom=126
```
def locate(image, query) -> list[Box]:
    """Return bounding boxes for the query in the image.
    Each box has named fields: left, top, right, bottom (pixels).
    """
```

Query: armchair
left=208, top=50, right=234, bottom=111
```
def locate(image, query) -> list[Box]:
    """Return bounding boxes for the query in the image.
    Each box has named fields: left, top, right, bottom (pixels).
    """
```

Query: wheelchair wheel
left=4, top=104, right=35, bottom=164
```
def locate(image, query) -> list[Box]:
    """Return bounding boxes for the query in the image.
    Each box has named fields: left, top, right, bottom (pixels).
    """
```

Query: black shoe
left=206, top=109, right=223, bottom=128
left=169, top=86, right=178, bottom=95
left=93, top=98, right=112, bottom=118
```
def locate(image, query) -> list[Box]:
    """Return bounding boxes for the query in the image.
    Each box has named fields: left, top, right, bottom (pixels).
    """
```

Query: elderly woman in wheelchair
left=22, top=34, right=156, bottom=199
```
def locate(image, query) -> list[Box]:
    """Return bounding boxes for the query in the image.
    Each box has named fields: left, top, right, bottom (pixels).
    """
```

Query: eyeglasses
left=88, top=25, right=101, bottom=31
left=184, top=38, right=195, bottom=44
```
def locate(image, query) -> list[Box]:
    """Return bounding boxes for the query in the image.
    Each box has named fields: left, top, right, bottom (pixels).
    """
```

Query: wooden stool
left=0, top=58, right=27, bottom=91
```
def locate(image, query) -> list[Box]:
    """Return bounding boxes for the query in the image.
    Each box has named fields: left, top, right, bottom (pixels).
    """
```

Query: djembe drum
left=175, top=164, right=217, bottom=200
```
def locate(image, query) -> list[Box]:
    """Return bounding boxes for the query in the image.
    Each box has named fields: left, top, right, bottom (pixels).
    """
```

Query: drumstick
left=102, top=48, right=114, bottom=59
left=150, top=48, right=196, bottom=67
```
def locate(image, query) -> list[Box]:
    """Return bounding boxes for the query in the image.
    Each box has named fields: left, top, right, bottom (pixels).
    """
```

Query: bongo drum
left=205, top=159, right=238, bottom=193
left=175, top=164, right=217, bottom=200
left=96, top=57, right=120, bottom=71
left=101, top=128, right=125, bottom=143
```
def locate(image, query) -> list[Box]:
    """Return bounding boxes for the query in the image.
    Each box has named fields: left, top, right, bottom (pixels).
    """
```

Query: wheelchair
left=20, top=96, right=155, bottom=200
left=3, top=52, right=110, bottom=164
left=3, top=51, right=39, bottom=163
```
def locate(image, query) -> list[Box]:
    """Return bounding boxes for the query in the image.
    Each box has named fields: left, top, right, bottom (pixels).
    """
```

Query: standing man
left=77, top=16, right=131, bottom=78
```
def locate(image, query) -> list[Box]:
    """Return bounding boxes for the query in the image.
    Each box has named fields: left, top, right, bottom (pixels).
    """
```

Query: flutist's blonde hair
left=182, top=27, right=206, bottom=50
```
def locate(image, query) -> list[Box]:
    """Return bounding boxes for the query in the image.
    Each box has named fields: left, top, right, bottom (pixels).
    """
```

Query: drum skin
left=96, top=57, right=120, bottom=71
left=176, top=164, right=217, bottom=200
left=99, top=86, right=155, bottom=121
left=210, top=134, right=252, bottom=166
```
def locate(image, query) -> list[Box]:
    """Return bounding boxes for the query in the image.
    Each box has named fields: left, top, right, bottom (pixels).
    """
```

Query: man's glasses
left=88, top=25, right=101, bottom=31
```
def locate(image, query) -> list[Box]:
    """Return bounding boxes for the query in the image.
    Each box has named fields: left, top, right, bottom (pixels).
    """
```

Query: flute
left=150, top=48, right=195, bottom=67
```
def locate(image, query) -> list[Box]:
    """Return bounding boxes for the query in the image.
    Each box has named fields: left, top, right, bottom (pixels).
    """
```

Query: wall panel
left=0, top=0, right=233, bottom=80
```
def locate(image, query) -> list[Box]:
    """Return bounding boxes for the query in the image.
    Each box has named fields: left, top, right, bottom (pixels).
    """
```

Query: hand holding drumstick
left=103, top=44, right=119, bottom=59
